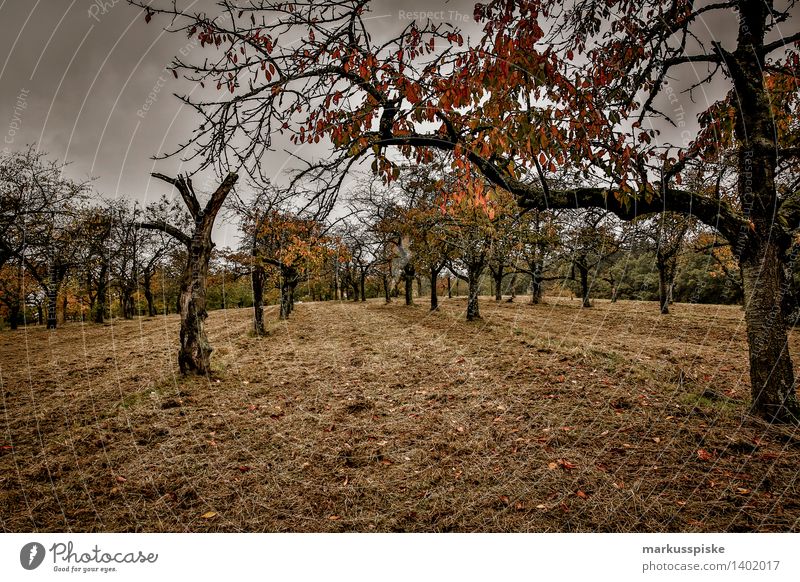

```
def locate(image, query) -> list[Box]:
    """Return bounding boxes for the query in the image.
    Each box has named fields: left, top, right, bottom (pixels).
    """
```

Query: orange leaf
left=697, top=448, right=714, bottom=461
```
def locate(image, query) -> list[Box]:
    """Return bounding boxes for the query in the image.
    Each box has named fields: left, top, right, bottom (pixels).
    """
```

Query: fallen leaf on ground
left=697, top=448, right=714, bottom=461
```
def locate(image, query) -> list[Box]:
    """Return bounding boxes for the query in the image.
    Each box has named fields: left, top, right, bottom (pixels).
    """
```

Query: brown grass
left=2, top=296, right=800, bottom=532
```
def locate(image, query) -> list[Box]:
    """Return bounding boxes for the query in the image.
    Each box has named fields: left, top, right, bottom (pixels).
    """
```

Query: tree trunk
left=416, top=275, right=422, bottom=297
left=93, top=264, right=107, bottom=323
left=382, top=274, right=391, bottom=303
left=530, top=263, right=543, bottom=304
left=360, top=270, right=366, bottom=302
left=447, top=275, right=452, bottom=298
left=62, top=291, right=68, bottom=323
left=430, top=267, right=441, bottom=310
left=657, top=260, right=670, bottom=315
left=280, top=282, right=291, bottom=320
left=122, top=290, right=134, bottom=319
left=177, top=241, right=214, bottom=374
left=507, top=272, right=517, bottom=302
left=578, top=265, right=591, bottom=308
left=466, top=263, right=483, bottom=321
left=8, top=302, right=20, bottom=330
left=136, top=171, right=239, bottom=376
left=740, top=240, right=799, bottom=422
left=46, top=285, right=57, bottom=329
left=728, top=3, right=799, bottom=422
left=403, top=264, right=415, bottom=306
left=144, top=272, right=156, bottom=317
left=493, top=266, right=504, bottom=301
left=252, top=264, right=265, bottom=335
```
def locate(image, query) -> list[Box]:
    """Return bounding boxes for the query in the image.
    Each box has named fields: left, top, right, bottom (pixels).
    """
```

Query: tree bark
left=46, top=286, right=57, bottom=329
left=403, top=264, right=415, bottom=306
left=657, top=260, right=670, bottom=315
left=360, top=270, right=366, bottom=302
left=493, top=265, right=504, bottom=301
left=8, top=302, right=20, bottom=330
left=430, top=267, right=441, bottom=310
left=382, top=273, right=391, bottom=303
left=280, top=267, right=298, bottom=320
left=140, top=172, right=238, bottom=375
left=62, top=291, right=68, bottom=323
left=252, top=264, right=265, bottom=335
left=143, top=272, right=156, bottom=317
left=466, top=263, right=483, bottom=320
left=93, top=263, right=108, bottom=323
left=578, top=263, right=591, bottom=308
left=507, top=272, right=517, bottom=302
left=530, top=262, right=543, bottom=304
left=740, top=240, right=799, bottom=421
left=728, top=1, right=799, bottom=421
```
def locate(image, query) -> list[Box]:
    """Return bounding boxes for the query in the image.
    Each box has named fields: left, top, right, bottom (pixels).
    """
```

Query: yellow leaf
left=201, top=511, right=217, bottom=519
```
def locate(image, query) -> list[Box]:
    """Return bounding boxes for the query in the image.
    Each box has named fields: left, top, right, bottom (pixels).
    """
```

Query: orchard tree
left=514, top=209, right=562, bottom=304
left=636, top=213, right=693, bottom=314
left=0, top=148, right=88, bottom=328
left=486, top=190, right=523, bottom=301
left=443, top=179, right=508, bottom=320
left=559, top=209, right=622, bottom=308
left=247, top=208, right=334, bottom=319
left=139, top=172, right=238, bottom=375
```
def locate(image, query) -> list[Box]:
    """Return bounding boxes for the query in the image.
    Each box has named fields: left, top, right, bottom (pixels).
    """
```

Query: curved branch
left=137, top=221, right=191, bottom=247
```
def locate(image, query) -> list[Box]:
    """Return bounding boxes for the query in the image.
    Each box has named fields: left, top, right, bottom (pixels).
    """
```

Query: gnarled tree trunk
left=382, top=273, right=391, bottom=303
left=430, top=266, right=442, bottom=310
left=466, top=262, right=483, bottom=321
left=403, top=264, right=415, bottom=306
left=577, top=262, right=591, bottom=308
left=252, top=263, right=265, bottom=335
left=139, top=171, right=238, bottom=376
left=728, top=3, right=799, bottom=422
left=657, top=259, right=671, bottom=315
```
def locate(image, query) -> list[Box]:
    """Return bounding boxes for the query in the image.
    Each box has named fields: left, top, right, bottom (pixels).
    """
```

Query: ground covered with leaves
left=2, top=296, right=800, bottom=532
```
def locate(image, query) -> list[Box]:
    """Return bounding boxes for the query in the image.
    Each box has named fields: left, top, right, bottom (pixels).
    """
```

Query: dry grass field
left=2, top=296, right=800, bottom=532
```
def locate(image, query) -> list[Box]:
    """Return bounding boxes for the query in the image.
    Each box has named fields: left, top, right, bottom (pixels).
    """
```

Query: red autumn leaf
left=697, top=449, right=712, bottom=461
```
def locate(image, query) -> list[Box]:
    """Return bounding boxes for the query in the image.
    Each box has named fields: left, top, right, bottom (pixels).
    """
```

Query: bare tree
left=138, top=172, right=238, bottom=374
